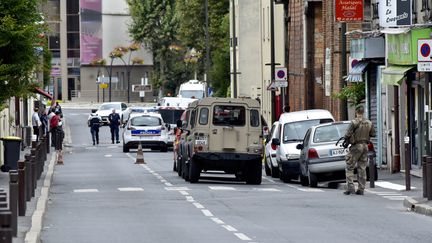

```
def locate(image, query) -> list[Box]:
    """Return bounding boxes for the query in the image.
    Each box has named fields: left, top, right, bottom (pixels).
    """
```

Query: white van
left=272, top=109, right=335, bottom=182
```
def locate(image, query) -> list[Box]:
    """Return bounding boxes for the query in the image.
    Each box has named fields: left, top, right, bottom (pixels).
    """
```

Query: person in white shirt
left=32, top=107, right=41, bottom=142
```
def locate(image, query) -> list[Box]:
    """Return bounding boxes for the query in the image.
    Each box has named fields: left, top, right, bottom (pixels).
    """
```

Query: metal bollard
left=9, top=171, right=18, bottom=237
left=422, top=155, right=428, bottom=198
left=24, top=155, right=32, bottom=202
left=0, top=208, right=12, bottom=243
left=46, top=132, right=50, bottom=154
left=369, top=153, right=376, bottom=188
left=427, top=156, right=432, bottom=200
left=17, top=161, right=26, bottom=216
left=30, top=149, right=36, bottom=197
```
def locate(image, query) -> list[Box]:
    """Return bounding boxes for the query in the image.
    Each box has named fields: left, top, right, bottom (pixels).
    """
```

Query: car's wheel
left=173, top=157, right=177, bottom=172
left=300, top=174, right=309, bottom=186
left=183, top=162, right=190, bottom=181
left=271, top=164, right=279, bottom=178
left=245, top=160, right=262, bottom=185
left=160, top=145, right=168, bottom=152
left=308, top=170, right=318, bottom=188
left=122, top=144, right=129, bottom=153
left=264, top=158, right=271, bottom=176
left=189, top=158, right=200, bottom=183
left=279, top=171, right=291, bottom=183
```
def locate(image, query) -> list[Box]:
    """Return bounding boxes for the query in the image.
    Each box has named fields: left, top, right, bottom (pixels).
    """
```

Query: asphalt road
left=40, top=109, right=432, bottom=243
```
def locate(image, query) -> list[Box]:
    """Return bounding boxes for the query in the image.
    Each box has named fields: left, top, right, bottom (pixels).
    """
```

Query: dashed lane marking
left=211, top=217, right=225, bottom=224
left=165, top=187, right=190, bottom=191
left=253, top=188, right=281, bottom=192
left=202, top=209, right=214, bottom=217
left=209, top=186, right=236, bottom=191
left=222, top=225, right=238, bottom=232
left=193, top=202, right=204, bottom=209
left=73, top=189, right=99, bottom=193
left=118, top=187, right=144, bottom=192
left=234, top=233, right=252, bottom=241
left=179, top=191, right=189, bottom=196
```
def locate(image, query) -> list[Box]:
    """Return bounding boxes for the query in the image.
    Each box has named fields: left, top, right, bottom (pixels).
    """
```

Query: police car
left=122, top=113, right=169, bottom=153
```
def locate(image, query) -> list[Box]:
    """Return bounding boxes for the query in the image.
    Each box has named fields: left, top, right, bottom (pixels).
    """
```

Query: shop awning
left=381, top=65, right=415, bottom=86
left=34, top=87, right=53, bottom=100
left=346, top=61, right=370, bottom=82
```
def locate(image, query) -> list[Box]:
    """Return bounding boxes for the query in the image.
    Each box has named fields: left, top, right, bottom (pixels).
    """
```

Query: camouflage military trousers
left=345, top=143, right=368, bottom=192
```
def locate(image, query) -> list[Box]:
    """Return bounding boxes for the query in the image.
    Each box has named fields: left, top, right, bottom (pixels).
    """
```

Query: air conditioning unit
left=21, top=126, right=32, bottom=149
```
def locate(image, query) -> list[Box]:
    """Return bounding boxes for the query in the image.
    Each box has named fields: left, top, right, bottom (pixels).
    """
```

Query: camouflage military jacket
left=344, top=117, right=376, bottom=145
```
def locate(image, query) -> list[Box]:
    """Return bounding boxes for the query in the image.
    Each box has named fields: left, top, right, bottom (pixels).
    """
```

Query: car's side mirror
left=271, top=138, right=280, bottom=146
left=176, top=119, right=182, bottom=128
left=296, top=144, right=304, bottom=150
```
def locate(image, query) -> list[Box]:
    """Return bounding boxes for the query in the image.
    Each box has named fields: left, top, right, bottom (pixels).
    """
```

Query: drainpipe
left=340, top=23, right=348, bottom=120
left=393, top=86, right=401, bottom=173
left=270, top=0, right=276, bottom=122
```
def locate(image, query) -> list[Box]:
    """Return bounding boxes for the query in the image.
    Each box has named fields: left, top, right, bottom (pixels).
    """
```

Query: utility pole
left=205, top=0, right=210, bottom=85
left=270, top=0, right=276, bottom=123
left=231, top=0, right=237, bottom=98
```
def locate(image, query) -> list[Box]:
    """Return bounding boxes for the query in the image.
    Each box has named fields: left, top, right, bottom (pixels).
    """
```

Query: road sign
left=132, top=84, right=152, bottom=92
left=418, top=39, right=432, bottom=72
left=418, top=39, right=432, bottom=61
left=97, top=77, right=118, bottom=84
left=267, top=82, right=277, bottom=91
left=99, top=83, right=108, bottom=89
left=275, top=67, right=287, bottom=81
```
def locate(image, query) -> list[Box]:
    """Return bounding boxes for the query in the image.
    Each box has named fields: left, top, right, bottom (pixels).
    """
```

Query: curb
left=403, top=197, right=432, bottom=217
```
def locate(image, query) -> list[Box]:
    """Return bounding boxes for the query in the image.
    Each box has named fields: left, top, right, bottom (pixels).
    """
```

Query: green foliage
left=128, top=0, right=229, bottom=96
left=332, top=82, right=365, bottom=107
left=0, top=0, right=48, bottom=109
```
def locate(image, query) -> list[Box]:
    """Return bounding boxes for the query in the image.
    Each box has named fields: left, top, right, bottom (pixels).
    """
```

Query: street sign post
left=274, top=67, right=288, bottom=87
left=132, top=84, right=152, bottom=92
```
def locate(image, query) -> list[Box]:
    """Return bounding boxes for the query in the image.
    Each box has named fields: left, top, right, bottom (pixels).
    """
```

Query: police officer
left=88, top=110, right=102, bottom=145
left=108, top=109, right=121, bottom=144
left=343, top=105, right=376, bottom=195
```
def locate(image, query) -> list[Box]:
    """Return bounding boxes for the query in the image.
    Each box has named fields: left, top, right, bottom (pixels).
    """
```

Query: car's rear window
left=282, top=119, right=333, bottom=143
left=213, top=105, right=245, bottom=126
left=131, top=116, right=161, bottom=126
left=99, top=103, right=120, bottom=110
left=313, top=123, right=350, bottom=143
left=158, top=109, right=185, bottom=124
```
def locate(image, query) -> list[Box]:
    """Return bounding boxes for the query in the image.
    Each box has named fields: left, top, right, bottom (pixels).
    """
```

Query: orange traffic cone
left=135, top=143, right=146, bottom=164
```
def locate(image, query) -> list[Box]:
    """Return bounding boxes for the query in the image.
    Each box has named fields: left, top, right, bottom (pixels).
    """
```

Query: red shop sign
left=335, top=0, right=363, bottom=22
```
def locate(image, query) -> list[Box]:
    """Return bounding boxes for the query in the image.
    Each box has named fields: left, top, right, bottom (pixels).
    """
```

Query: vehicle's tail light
left=308, top=148, right=319, bottom=159
left=368, top=143, right=374, bottom=152
left=271, top=143, right=277, bottom=150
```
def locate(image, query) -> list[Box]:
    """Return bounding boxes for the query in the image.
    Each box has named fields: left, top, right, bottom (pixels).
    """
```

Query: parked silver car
left=296, top=121, right=377, bottom=187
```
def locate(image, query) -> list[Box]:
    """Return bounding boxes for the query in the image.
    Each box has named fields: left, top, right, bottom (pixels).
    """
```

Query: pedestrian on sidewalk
left=50, top=110, right=64, bottom=164
left=32, top=107, right=41, bottom=142
left=88, top=110, right=102, bottom=145
left=40, top=108, right=49, bottom=136
left=108, top=109, right=121, bottom=144
left=343, top=105, right=376, bottom=195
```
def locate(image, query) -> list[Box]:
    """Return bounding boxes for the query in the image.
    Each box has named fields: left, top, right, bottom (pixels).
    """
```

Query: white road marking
left=201, top=209, right=214, bottom=217
left=263, top=176, right=278, bottom=184
left=375, top=181, right=415, bottom=191
left=212, top=218, right=225, bottom=224
left=165, top=187, right=190, bottom=191
left=73, top=189, right=99, bottom=193
left=155, top=175, right=163, bottom=180
left=296, top=188, right=324, bottom=192
left=211, top=217, right=225, bottom=224
left=179, top=191, right=189, bottom=196
left=253, top=188, right=281, bottom=192
left=383, top=195, right=407, bottom=200
left=209, top=186, right=236, bottom=191
left=186, top=196, right=194, bottom=202
left=160, top=179, right=167, bottom=183
left=222, top=225, right=238, bottom=232
left=234, top=233, right=252, bottom=241
left=193, top=202, right=204, bottom=209
left=104, top=154, right=112, bottom=158
left=165, top=182, right=173, bottom=187
left=376, top=193, right=402, bottom=196
left=118, top=187, right=144, bottom=192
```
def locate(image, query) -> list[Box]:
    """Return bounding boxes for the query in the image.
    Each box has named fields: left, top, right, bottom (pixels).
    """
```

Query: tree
left=127, top=0, right=178, bottom=95
left=0, top=0, right=48, bottom=110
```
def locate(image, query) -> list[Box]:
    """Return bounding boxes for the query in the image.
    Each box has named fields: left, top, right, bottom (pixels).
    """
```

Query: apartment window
left=67, top=33, right=80, bottom=49
left=372, top=2, right=379, bottom=20
left=67, top=15, right=79, bottom=32
left=67, top=50, right=80, bottom=58
left=49, top=35, right=60, bottom=49
left=67, top=0, right=79, bottom=14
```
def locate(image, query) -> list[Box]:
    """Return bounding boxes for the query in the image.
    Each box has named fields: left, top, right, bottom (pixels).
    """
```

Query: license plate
left=195, top=136, right=207, bottom=145
left=132, top=130, right=161, bottom=136
left=331, top=148, right=348, bottom=156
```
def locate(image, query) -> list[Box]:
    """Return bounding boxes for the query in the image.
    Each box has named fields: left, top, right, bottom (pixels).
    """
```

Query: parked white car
left=122, top=113, right=169, bottom=153
left=94, top=102, right=128, bottom=125
left=271, top=109, right=335, bottom=182
left=264, top=121, right=280, bottom=178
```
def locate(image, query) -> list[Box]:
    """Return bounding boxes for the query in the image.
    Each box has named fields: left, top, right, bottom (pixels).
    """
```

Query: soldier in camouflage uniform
left=343, top=105, right=376, bottom=195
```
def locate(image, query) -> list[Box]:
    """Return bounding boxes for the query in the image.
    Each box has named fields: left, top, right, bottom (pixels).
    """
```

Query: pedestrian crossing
left=365, top=190, right=407, bottom=201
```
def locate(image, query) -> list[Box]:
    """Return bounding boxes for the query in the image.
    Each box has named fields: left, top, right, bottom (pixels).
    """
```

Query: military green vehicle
left=177, top=97, right=263, bottom=184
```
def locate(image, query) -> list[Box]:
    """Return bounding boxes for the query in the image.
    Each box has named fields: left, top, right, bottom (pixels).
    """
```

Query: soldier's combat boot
left=355, top=190, right=364, bottom=195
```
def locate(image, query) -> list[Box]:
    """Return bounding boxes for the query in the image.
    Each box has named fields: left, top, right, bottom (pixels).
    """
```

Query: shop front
left=382, top=28, right=431, bottom=171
